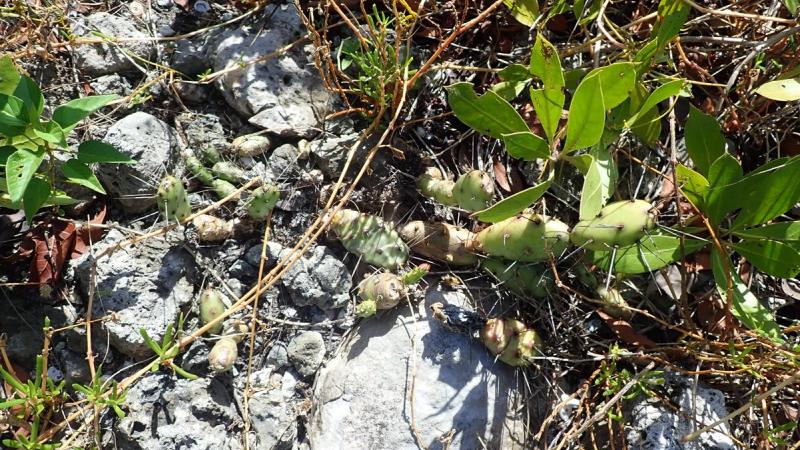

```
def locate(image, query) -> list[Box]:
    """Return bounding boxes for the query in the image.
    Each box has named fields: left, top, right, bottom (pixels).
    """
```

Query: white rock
left=72, top=12, right=155, bottom=76
left=309, top=288, right=526, bottom=450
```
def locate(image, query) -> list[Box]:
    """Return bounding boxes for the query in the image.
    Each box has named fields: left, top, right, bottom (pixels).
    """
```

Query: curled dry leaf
left=71, top=203, right=107, bottom=259
left=18, top=219, right=77, bottom=285
left=596, top=309, right=656, bottom=349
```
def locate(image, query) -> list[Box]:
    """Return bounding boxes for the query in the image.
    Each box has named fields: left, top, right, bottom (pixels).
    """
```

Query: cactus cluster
left=482, top=258, right=553, bottom=299
left=330, top=209, right=409, bottom=269
left=480, top=317, right=541, bottom=366
left=398, top=221, right=477, bottom=266
left=156, top=175, right=192, bottom=222
left=417, top=168, right=494, bottom=211
left=570, top=200, right=657, bottom=251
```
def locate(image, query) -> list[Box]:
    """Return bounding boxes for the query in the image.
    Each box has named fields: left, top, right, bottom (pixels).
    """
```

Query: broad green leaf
left=0, top=56, right=20, bottom=96
left=530, top=34, right=564, bottom=143
left=590, top=234, right=707, bottom=274
left=5, top=147, right=45, bottom=202
left=491, top=81, right=527, bottom=101
left=732, top=240, right=800, bottom=278
left=13, top=75, right=44, bottom=123
left=77, top=140, right=134, bottom=164
left=628, top=83, right=661, bottom=146
left=472, top=173, right=553, bottom=223
left=656, top=0, right=690, bottom=46
left=0, top=94, right=27, bottom=136
left=684, top=106, right=725, bottom=176
left=60, top=159, right=106, bottom=194
left=633, top=39, right=660, bottom=75
left=501, top=131, right=549, bottom=160
left=52, top=94, right=117, bottom=132
left=498, top=64, right=531, bottom=82
left=33, top=120, right=67, bottom=148
left=564, top=75, right=604, bottom=152
left=576, top=155, right=604, bottom=220
left=704, top=152, right=742, bottom=224
left=785, top=0, right=798, bottom=14
left=729, top=156, right=800, bottom=229
left=503, top=0, right=540, bottom=26
left=711, top=249, right=783, bottom=343
left=22, top=177, right=51, bottom=223
left=446, top=82, right=528, bottom=139
left=754, top=77, right=800, bottom=101
left=733, top=222, right=800, bottom=241
left=675, top=164, right=708, bottom=209
left=626, top=79, right=684, bottom=127
left=594, top=63, right=637, bottom=109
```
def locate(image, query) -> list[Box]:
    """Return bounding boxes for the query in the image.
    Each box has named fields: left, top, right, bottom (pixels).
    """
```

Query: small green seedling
left=140, top=315, right=197, bottom=380
left=72, top=366, right=127, bottom=419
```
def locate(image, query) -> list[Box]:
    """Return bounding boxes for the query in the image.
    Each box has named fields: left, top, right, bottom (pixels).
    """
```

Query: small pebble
left=194, top=0, right=210, bottom=13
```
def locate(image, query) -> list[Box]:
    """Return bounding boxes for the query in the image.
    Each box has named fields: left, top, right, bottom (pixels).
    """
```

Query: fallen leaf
left=71, top=203, right=107, bottom=259
left=21, top=220, right=77, bottom=285
left=493, top=158, right=511, bottom=192
left=596, top=309, right=656, bottom=348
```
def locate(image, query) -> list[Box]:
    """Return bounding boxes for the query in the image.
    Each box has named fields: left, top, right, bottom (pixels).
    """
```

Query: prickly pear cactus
left=357, top=272, right=407, bottom=316
left=356, top=300, right=378, bottom=318
left=480, top=317, right=541, bottom=366
left=199, top=288, right=225, bottom=335
left=186, top=154, right=214, bottom=185
left=330, top=209, right=409, bottom=269
left=247, top=184, right=280, bottom=221
left=398, top=221, right=477, bottom=266
left=574, top=263, right=599, bottom=289
left=211, top=179, right=239, bottom=201
left=453, top=170, right=494, bottom=211
left=199, top=146, right=221, bottom=164
left=596, top=287, right=632, bottom=320
left=192, top=214, right=233, bottom=242
left=231, top=134, right=271, bottom=157
left=471, top=214, right=570, bottom=262
left=212, top=161, right=247, bottom=184
left=208, top=337, right=237, bottom=372
left=417, top=167, right=457, bottom=206
left=156, top=175, right=192, bottom=222
left=482, top=258, right=553, bottom=299
left=570, top=200, right=657, bottom=251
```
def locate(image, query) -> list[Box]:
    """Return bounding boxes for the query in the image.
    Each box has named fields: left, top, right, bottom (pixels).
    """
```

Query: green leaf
left=0, top=94, right=28, bottom=136
left=33, top=120, right=67, bottom=148
left=501, top=131, right=550, bottom=160
left=498, top=63, right=531, bottom=82
left=472, top=173, right=553, bottom=223
left=77, top=140, right=134, bottom=164
left=22, top=177, right=51, bottom=223
left=732, top=221, right=800, bottom=241
left=710, top=249, right=783, bottom=343
left=0, top=145, right=14, bottom=165
left=704, top=152, right=742, bottom=224
left=52, top=94, right=117, bottom=132
left=60, top=159, right=106, bottom=194
left=626, top=79, right=684, bottom=127
left=732, top=240, right=800, bottom=278
left=530, top=34, right=565, bottom=143
left=628, top=83, right=661, bottom=146
left=675, top=164, right=708, bottom=209
left=491, top=81, right=527, bottom=101
left=590, top=234, right=707, bottom=274
left=655, top=0, right=690, bottom=46
left=503, top=0, right=540, bottom=26
left=594, top=63, right=637, bottom=109
left=754, top=77, right=800, bottom=101
left=785, top=0, right=798, bottom=14
left=579, top=140, right=617, bottom=220
left=684, top=105, right=725, bottom=176
left=13, top=75, right=44, bottom=123
left=140, top=328, right=162, bottom=355
left=446, top=82, right=529, bottom=139
left=5, top=147, right=45, bottom=203
left=0, top=56, right=20, bottom=96
left=729, top=156, right=800, bottom=229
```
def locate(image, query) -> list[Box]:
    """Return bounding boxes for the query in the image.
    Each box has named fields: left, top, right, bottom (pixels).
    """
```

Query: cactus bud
left=199, top=288, right=225, bottom=335
left=471, top=214, right=570, bottom=262
left=417, top=167, right=457, bottom=206
left=453, top=170, right=494, bottom=211
left=231, top=134, right=272, bottom=157
left=570, top=200, right=657, bottom=251
left=358, top=272, right=407, bottom=311
left=247, top=184, right=280, bottom=221
left=212, top=161, right=247, bottom=184
left=356, top=300, right=378, bottom=318
left=398, top=221, right=478, bottom=266
left=156, top=175, right=191, bottom=222
left=192, top=214, right=233, bottom=242
left=208, top=337, right=238, bottom=372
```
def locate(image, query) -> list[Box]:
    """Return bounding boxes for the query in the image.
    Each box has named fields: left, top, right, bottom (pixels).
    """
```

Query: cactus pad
left=330, top=209, right=409, bottom=269
left=199, top=288, right=225, bottom=335
left=156, top=175, right=192, bottom=222
left=358, top=272, right=407, bottom=313
left=212, top=161, right=247, bottom=184
left=481, top=317, right=540, bottom=366
left=471, top=214, right=570, bottom=262
left=453, top=170, right=494, bottom=211
left=247, top=184, right=280, bottom=221
left=208, top=337, right=237, bottom=372
left=398, top=221, right=477, bottom=266
left=482, top=258, right=553, bottom=299
left=417, top=167, right=457, bottom=206
left=570, top=200, right=657, bottom=251
left=192, top=214, right=233, bottom=242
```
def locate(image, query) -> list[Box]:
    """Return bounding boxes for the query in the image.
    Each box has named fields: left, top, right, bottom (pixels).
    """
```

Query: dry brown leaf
left=71, top=204, right=107, bottom=259
left=596, top=309, right=656, bottom=349
left=493, top=158, right=511, bottom=192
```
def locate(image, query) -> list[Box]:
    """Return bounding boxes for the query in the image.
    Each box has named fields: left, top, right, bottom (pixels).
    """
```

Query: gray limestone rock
left=287, top=331, right=325, bottom=378
left=72, top=12, right=155, bottom=76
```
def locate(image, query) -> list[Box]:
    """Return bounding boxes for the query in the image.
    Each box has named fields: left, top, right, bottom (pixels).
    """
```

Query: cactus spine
left=471, top=214, right=570, bottom=262
left=156, top=175, right=191, bottom=222
left=398, top=221, right=477, bottom=266
left=452, top=170, right=494, bottom=211
left=417, top=167, right=457, bottom=206
left=482, top=258, right=553, bottom=299
left=570, top=200, right=657, bottom=251
left=330, top=209, right=409, bottom=269
left=247, top=184, right=280, bottom=221
left=480, top=318, right=541, bottom=367
left=199, top=288, right=226, bottom=335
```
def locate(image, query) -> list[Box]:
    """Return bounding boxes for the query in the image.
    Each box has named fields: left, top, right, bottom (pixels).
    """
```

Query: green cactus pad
left=247, top=184, right=280, bottom=221
left=358, top=272, right=406, bottom=310
left=472, top=214, right=570, bottom=262
left=356, top=300, right=378, bottom=318
left=417, top=167, right=457, bottom=206
left=498, top=329, right=541, bottom=367
left=211, top=179, right=239, bottom=200
left=208, top=337, right=237, bottom=372
left=398, top=221, right=477, bottom=266
left=199, top=288, right=226, bottom=335
left=186, top=155, right=214, bottom=185
left=482, top=258, right=553, bottom=299
left=199, top=146, right=221, bottom=164
left=330, top=209, right=409, bottom=269
left=570, top=200, right=657, bottom=251
left=212, top=161, right=247, bottom=184
left=453, top=170, right=494, bottom=211
left=596, top=287, right=632, bottom=320
left=156, top=175, right=191, bottom=222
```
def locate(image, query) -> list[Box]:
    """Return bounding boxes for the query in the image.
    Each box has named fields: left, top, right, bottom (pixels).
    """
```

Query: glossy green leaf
left=729, top=156, right=800, bottom=229
left=711, top=249, right=783, bottom=343
left=472, top=173, right=553, bottom=223
left=595, top=63, right=637, bottom=109
left=754, top=77, right=800, bottom=101
left=628, top=83, right=661, bottom=145
left=491, top=81, right=527, bottom=101
left=732, top=240, right=800, bottom=278
left=684, top=105, right=725, bottom=176
left=446, top=82, right=528, bottom=139
left=503, top=0, right=540, bottom=26
left=5, top=147, right=45, bottom=203
left=0, top=56, right=20, bottom=96
left=704, top=152, right=742, bottom=224
left=60, top=159, right=106, bottom=194
left=13, top=75, right=44, bottom=123
left=52, top=94, right=117, bottom=132
left=33, top=120, right=67, bottom=148
left=498, top=63, right=531, bottom=82
left=77, top=140, right=134, bottom=164
left=501, top=131, right=549, bottom=160
left=590, top=233, right=707, bottom=274
left=732, top=222, right=800, bottom=241
left=626, top=79, right=684, bottom=127
left=0, top=94, right=27, bottom=136
left=675, top=164, right=708, bottom=209
left=656, top=0, right=690, bottom=46
left=529, top=34, right=564, bottom=143
left=22, top=177, right=51, bottom=223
